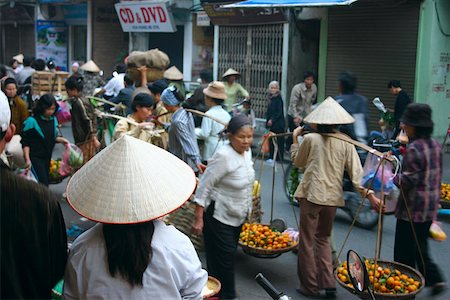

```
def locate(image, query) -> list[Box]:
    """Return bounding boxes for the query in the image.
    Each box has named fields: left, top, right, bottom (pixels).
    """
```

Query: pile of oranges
left=337, top=260, right=422, bottom=294
left=50, top=159, right=61, bottom=179
left=441, top=183, right=450, bottom=201
left=239, top=223, right=295, bottom=250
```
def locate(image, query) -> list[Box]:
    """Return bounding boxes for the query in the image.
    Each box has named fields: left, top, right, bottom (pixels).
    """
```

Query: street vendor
left=291, top=97, right=382, bottom=299
left=63, top=135, right=208, bottom=299
left=393, top=103, right=446, bottom=296
left=149, top=79, right=170, bottom=149
left=222, top=68, right=249, bottom=113
left=65, top=76, right=100, bottom=164
left=192, top=114, right=255, bottom=300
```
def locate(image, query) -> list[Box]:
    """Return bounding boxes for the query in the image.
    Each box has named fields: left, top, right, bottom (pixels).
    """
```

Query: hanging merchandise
left=361, top=153, right=395, bottom=194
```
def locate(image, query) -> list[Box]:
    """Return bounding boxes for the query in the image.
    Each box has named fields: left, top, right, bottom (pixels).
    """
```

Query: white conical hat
left=164, top=66, right=183, bottom=80
left=222, top=68, right=240, bottom=79
left=304, top=96, right=355, bottom=125
left=80, top=60, right=101, bottom=73
left=66, top=135, right=196, bottom=224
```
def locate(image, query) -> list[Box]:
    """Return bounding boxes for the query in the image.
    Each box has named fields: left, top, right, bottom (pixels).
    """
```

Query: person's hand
left=137, top=65, right=148, bottom=73
left=267, top=120, right=272, bottom=127
left=197, top=163, right=207, bottom=174
left=25, top=158, right=31, bottom=171
left=61, top=137, right=70, bottom=145
left=138, top=122, right=154, bottom=129
left=293, top=117, right=302, bottom=126
left=93, top=136, right=101, bottom=149
left=192, top=216, right=204, bottom=236
left=292, top=126, right=303, bottom=140
left=368, top=194, right=385, bottom=213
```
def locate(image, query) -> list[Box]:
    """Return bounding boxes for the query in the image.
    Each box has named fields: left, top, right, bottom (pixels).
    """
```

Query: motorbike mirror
left=347, top=250, right=369, bottom=293
left=372, top=97, right=387, bottom=113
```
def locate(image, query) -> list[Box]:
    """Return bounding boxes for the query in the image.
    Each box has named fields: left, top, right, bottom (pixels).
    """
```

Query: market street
left=51, top=123, right=450, bottom=300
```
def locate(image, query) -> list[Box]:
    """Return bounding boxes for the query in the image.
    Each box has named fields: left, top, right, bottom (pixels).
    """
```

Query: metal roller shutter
left=325, top=0, right=420, bottom=132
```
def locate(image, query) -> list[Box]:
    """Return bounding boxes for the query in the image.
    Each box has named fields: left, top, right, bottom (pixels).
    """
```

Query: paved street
left=50, top=123, right=450, bottom=299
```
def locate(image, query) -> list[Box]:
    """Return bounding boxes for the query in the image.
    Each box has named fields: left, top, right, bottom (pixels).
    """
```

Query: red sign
left=114, top=1, right=176, bottom=32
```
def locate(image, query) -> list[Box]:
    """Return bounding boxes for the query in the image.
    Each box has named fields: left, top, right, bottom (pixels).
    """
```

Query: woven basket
left=440, top=199, right=450, bottom=209
left=202, top=276, right=221, bottom=299
left=336, top=260, right=425, bottom=299
left=49, top=174, right=69, bottom=185
left=239, top=239, right=298, bottom=257
left=164, top=200, right=204, bottom=251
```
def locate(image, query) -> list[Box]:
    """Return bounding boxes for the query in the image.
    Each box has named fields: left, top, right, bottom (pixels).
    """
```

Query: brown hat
left=222, top=68, right=240, bottom=79
left=164, top=66, right=183, bottom=81
left=304, top=96, right=355, bottom=125
left=80, top=60, right=101, bottom=73
left=203, top=81, right=227, bottom=100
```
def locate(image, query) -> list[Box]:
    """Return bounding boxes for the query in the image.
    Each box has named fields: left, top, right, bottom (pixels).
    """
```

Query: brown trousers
left=298, top=199, right=337, bottom=295
left=77, top=138, right=96, bottom=165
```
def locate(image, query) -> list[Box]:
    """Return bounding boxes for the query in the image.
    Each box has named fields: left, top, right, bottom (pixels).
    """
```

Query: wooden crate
left=32, top=71, right=69, bottom=97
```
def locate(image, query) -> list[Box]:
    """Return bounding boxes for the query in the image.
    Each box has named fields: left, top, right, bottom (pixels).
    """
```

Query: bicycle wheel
left=284, top=164, right=300, bottom=206
left=343, top=191, right=379, bottom=230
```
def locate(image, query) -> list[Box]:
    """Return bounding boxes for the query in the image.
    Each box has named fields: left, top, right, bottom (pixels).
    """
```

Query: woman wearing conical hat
left=290, top=97, right=382, bottom=298
left=164, top=66, right=186, bottom=98
left=63, top=136, right=208, bottom=299
left=221, top=68, right=249, bottom=113
left=79, top=60, right=105, bottom=97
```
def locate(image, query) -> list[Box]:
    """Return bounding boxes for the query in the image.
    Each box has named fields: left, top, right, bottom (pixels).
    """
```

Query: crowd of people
left=0, top=52, right=446, bottom=299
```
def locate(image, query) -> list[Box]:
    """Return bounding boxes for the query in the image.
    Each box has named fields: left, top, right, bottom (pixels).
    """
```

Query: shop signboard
left=202, top=1, right=287, bottom=25
left=36, top=20, right=68, bottom=71
left=197, top=11, right=211, bottom=27
left=114, top=1, right=176, bottom=32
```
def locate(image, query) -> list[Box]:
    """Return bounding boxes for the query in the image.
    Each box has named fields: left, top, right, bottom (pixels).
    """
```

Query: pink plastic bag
left=59, top=143, right=84, bottom=176
left=56, top=100, right=71, bottom=124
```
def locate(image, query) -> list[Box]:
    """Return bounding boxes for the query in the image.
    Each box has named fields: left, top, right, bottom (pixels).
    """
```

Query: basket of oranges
left=440, top=183, right=450, bottom=209
left=238, top=223, right=298, bottom=258
left=336, top=259, right=424, bottom=299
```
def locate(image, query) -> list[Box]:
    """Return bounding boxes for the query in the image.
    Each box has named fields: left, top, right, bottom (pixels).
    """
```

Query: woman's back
left=64, top=220, right=207, bottom=300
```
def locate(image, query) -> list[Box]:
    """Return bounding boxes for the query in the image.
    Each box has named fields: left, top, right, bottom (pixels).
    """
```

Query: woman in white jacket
left=195, top=81, right=231, bottom=163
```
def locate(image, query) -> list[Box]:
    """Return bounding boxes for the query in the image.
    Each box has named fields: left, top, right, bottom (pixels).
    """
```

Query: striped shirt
left=168, top=108, right=201, bottom=171
left=394, top=138, right=442, bottom=223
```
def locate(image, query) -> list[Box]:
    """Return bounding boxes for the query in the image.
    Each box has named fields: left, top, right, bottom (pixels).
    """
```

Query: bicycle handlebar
left=255, top=273, right=290, bottom=300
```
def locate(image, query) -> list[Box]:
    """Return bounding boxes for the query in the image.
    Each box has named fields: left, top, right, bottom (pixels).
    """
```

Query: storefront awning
left=222, top=0, right=359, bottom=8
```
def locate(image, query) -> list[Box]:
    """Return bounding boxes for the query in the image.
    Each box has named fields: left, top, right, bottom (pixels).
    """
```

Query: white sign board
left=115, top=1, right=176, bottom=32
left=196, top=11, right=210, bottom=27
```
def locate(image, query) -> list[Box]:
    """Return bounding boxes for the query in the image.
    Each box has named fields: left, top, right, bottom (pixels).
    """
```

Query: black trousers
left=285, top=115, right=297, bottom=150
left=203, top=202, right=242, bottom=299
left=394, top=219, right=444, bottom=286
left=31, top=156, right=50, bottom=186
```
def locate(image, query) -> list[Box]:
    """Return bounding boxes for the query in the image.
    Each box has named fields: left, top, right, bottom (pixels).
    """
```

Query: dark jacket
left=69, top=96, right=97, bottom=144
left=393, top=90, right=411, bottom=137
left=266, top=94, right=285, bottom=133
left=107, top=85, right=135, bottom=115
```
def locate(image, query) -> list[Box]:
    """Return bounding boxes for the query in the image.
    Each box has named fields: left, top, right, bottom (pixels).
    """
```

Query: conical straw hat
left=80, top=60, right=101, bottom=73
left=222, top=68, right=240, bottom=79
left=66, top=135, right=196, bottom=224
left=304, top=96, right=355, bottom=125
left=164, top=66, right=183, bottom=80
left=13, top=54, right=24, bottom=64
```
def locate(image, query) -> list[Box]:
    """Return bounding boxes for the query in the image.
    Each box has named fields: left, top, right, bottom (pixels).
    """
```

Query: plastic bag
left=59, top=143, right=84, bottom=176
left=56, top=100, right=71, bottom=124
left=430, top=221, right=447, bottom=241
left=361, top=153, right=394, bottom=193
left=260, top=132, right=272, bottom=154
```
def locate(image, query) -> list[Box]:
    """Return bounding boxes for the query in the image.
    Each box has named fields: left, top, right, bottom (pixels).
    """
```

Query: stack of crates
left=32, top=71, right=69, bottom=97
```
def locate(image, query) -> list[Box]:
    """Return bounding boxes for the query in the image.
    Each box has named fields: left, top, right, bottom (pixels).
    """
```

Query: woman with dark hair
left=195, top=81, right=231, bottom=163
left=64, top=135, right=207, bottom=299
left=113, top=92, right=160, bottom=145
left=1, top=77, right=29, bottom=134
left=21, top=94, right=69, bottom=185
left=65, top=75, right=100, bottom=164
left=291, top=97, right=381, bottom=298
left=265, top=80, right=285, bottom=164
left=192, top=114, right=255, bottom=299
left=393, top=103, right=446, bottom=295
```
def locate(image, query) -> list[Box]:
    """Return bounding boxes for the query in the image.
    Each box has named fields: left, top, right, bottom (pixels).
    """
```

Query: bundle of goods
left=127, top=49, right=170, bottom=82
left=336, top=259, right=424, bottom=299
left=239, top=223, right=298, bottom=257
left=252, top=180, right=263, bottom=223
left=49, top=158, right=67, bottom=184
left=49, top=144, right=83, bottom=184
